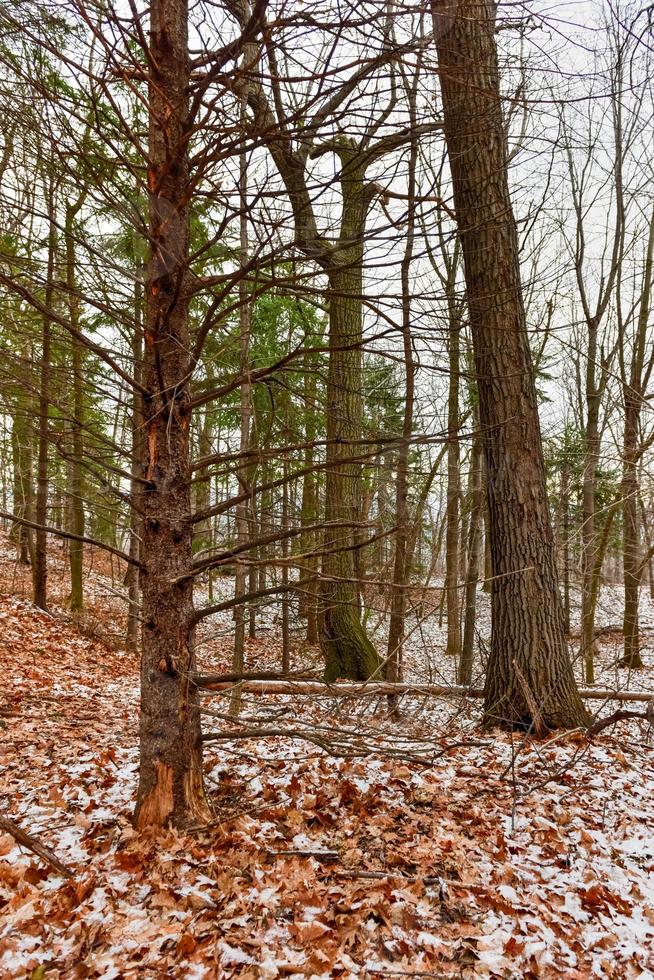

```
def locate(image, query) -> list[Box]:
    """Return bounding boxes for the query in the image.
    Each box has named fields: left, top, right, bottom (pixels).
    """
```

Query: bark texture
left=134, top=0, right=209, bottom=830
left=432, top=0, right=589, bottom=730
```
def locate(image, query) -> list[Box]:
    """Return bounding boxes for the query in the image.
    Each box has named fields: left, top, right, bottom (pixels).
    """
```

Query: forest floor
left=1, top=535, right=654, bottom=978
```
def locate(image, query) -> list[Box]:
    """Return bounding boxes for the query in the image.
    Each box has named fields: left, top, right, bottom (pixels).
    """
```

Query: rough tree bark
left=431, top=0, right=589, bottom=730
left=134, top=0, right=210, bottom=829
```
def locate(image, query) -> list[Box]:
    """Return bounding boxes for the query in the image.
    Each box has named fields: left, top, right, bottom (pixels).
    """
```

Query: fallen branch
left=332, top=869, right=485, bottom=893
left=267, top=848, right=340, bottom=862
left=192, top=678, right=654, bottom=702
left=194, top=678, right=484, bottom=697
left=586, top=702, right=654, bottom=737
left=186, top=791, right=293, bottom=834
left=0, top=814, right=74, bottom=878
left=192, top=670, right=320, bottom=685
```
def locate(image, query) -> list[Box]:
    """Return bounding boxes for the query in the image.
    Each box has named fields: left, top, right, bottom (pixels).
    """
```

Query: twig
left=186, top=795, right=291, bottom=833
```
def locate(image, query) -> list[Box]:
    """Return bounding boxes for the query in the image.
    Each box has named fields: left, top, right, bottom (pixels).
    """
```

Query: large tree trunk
left=432, top=0, right=589, bottom=730
left=134, top=0, right=209, bottom=830
left=322, top=260, right=380, bottom=681
left=321, top=156, right=380, bottom=681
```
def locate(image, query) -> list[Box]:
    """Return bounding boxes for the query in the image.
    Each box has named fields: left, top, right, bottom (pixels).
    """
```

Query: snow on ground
left=1, top=534, right=654, bottom=977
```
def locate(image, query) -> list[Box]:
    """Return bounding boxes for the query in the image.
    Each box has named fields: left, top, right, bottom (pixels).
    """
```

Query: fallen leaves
left=1, top=536, right=654, bottom=978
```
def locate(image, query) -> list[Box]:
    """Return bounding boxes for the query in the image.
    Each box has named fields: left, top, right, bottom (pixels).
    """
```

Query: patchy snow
left=1, top=535, right=654, bottom=976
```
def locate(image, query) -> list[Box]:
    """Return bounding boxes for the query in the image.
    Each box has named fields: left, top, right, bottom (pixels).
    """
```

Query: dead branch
left=192, top=678, right=654, bottom=702
left=0, top=813, right=74, bottom=878
left=586, top=702, right=654, bottom=737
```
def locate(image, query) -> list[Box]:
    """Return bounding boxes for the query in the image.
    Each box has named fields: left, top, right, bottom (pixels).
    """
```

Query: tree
left=32, top=171, right=56, bottom=611
left=227, top=3, right=433, bottom=680
left=431, top=0, right=589, bottom=730
left=618, top=206, right=654, bottom=668
left=133, top=0, right=211, bottom=828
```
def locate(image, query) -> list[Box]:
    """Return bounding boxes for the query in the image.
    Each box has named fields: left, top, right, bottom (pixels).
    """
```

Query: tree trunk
left=620, top=206, right=653, bottom=669
left=459, top=434, right=483, bottom=685
left=622, top=396, right=642, bottom=668
left=134, top=0, right=210, bottom=830
left=444, top=298, right=461, bottom=657
left=321, top=156, right=380, bottom=681
left=298, top=348, right=319, bottom=643
left=281, top=455, right=290, bottom=672
left=126, top=256, right=143, bottom=651
left=322, top=262, right=380, bottom=680
left=559, top=441, right=572, bottom=636
left=10, top=385, right=34, bottom=566
left=32, top=186, right=56, bottom=611
left=640, top=495, right=654, bottom=603
left=386, top=101, right=418, bottom=709
left=248, top=422, right=258, bottom=640
left=580, top=323, right=601, bottom=683
left=230, top=47, right=254, bottom=717
left=65, top=202, right=85, bottom=612
left=432, top=0, right=589, bottom=730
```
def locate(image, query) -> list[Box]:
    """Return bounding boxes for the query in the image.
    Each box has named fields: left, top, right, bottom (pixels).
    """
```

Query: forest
left=0, top=0, right=654, bottom=976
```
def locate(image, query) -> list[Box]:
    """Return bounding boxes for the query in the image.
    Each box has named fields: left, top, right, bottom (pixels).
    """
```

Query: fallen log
left=192, top=677, right=654, bottom=702
left=193, top=677, right=484, bottom=697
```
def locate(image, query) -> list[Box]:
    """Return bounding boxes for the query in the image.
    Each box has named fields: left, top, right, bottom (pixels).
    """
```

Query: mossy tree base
left=322, top=603, right=381, bottom=682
